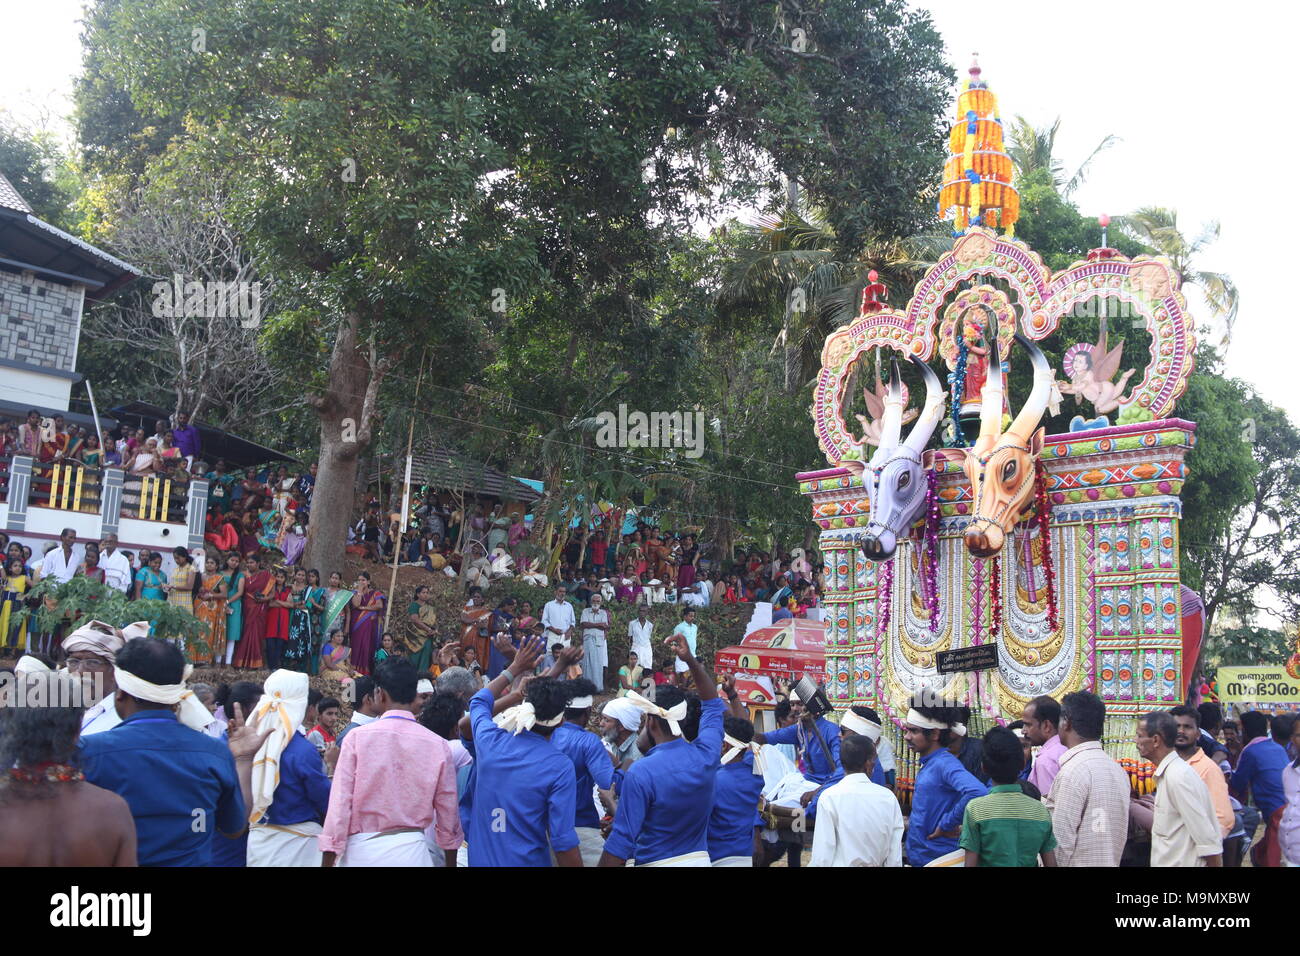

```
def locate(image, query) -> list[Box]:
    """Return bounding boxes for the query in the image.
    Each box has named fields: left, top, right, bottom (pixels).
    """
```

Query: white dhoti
left=711, top=855, right=753, bottom=867
left=247, top=822, right=324, bottom=867
left=576, top=826, right=605, bottom=868
left=337, top=829, right=431, bottom=867
left=636, top=850, right=711, bottom=867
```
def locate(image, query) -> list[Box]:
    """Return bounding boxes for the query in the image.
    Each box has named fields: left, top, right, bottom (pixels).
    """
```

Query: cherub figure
left=855, top=377, right=918, bottom=449
left=1058, top=330, right=1136, bottom=415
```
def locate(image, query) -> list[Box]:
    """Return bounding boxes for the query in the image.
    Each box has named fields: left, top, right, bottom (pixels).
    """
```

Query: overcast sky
left=2, top=0, right=1293, bottom=423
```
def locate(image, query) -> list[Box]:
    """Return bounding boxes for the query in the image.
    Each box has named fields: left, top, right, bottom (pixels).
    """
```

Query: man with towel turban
left=79, top=636, right=270, bottom=865
left=246, top=669, right=333, bottom=866
left=62, top=620, right=139, bottom=736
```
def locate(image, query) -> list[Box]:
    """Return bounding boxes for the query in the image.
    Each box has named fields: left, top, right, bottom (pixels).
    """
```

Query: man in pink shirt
left=1023, top=695, right=1067, bottom=796
left=320, top=658, right=462, bottom=867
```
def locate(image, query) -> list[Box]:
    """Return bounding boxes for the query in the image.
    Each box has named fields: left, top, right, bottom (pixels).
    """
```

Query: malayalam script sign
left=936, top=643, right=1000, bottom=675
left=1216, top=666, right=1300, bottom=704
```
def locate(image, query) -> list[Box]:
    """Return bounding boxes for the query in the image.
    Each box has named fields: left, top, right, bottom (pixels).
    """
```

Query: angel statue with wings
left=855, top=375, right=918, bottom=448
left=1058, top=329, right=1136, bottom=425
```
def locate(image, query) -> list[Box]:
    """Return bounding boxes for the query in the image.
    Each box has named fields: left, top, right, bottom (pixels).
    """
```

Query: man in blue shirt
left=753, top=685, right=841, bottom=787
left=902, top=693, right=988, bottom=866
left=464, top=635, right=582, bottom=867
left=550, top=678, right=616, bottom=866
left=80, top=638, right=266, bottom=866
left=1231, top=711, right=1292, bottom=867
left=600, top=634, right=725, bottom=867
left=709, top=715, right=765, bottom=866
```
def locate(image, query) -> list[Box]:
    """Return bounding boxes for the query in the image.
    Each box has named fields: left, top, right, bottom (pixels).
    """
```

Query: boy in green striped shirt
left=960, top=726, right=1059, bottom=867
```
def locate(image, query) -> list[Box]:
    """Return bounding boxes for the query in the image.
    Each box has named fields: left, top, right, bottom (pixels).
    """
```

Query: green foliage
left=1207, top=626, right=1294, bottom=668
left=16, top=576, right=210, bottom=659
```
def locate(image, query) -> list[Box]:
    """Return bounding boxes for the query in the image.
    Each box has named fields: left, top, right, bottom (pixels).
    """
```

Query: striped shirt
left=1044, top=740, right=1130, bottom=867
left=959, top=784, right=1057, bottom=866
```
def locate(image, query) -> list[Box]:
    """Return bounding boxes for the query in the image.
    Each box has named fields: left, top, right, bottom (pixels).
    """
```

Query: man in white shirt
left=97, top=533, right=134, bottom=594
left=627, top=609, right=654, bottom=669
left=579, top=593, right=610, bottom=690
left=810, top=735, right=903, bottom=866
left=1136, top=710, right=1222, bottom=867
left=669, top=607, right=698, bottom=682
left=37, top=528, right=83, bottom=584
left=541, top=585, right=576, bottom=647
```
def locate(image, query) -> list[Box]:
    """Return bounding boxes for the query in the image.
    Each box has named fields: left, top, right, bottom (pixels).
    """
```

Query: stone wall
left=0, top=268, right=85, bottom=372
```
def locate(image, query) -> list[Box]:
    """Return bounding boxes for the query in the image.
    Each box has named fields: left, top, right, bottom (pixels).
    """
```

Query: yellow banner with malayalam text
left=1216, top=666, right=1300, bottom=704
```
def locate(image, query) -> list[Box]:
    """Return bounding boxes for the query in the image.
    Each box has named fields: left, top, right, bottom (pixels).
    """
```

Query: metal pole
left=383, top=353, right=425, bottom=631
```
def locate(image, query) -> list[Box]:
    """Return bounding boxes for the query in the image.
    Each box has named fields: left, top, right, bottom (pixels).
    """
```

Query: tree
left=82, top=156, right=282, bottom=427
left=1184, top=387, right=1300, bottom=635
left=1207, top=625, right=1294, bottom=668
left=1006, top=116, right=1117, bottom=197
left=1116, top=207, right=1240, bottom=346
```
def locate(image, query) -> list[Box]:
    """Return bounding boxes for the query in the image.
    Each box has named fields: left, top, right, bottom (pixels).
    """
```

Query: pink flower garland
left=876, top=557, right=894, bottom=640
left=1033, top=461, right=1061, bottom=632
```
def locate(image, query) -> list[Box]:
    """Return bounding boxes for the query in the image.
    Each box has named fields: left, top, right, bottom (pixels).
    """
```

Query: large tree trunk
left=303, top=311, right=388, bottom=576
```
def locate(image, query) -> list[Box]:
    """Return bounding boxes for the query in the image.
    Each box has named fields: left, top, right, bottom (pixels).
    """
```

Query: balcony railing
left=39, top=462, right=104, bottom=513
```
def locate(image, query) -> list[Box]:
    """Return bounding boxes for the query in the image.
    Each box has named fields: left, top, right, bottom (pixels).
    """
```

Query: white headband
left=114, top=665, right=211, bottom=731
left=720, top=734, right=766, bottom=775
left=625, top=690, right=688, bottom=736
left=840, top=710, right=883, bottom=743
left=495, top=702, right=564, bottom=736
left=416, top=679, right=434, bottom=695
left=905, top=708, right=966, bottom=736
left=14, top=655, right=51, bottom=676
left=567, top=695, right=593, bottom=709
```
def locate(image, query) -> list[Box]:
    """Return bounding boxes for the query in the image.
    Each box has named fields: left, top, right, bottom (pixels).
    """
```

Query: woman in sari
left=238, top=511, right=261, bottom=558
left=63, top=426, right=86, bottom=463
left=318, top=636, right=356, bottom=682
left=263, top=566, right=291, bottom=670
left=79, top=545, right=106, bottom=585
left=282, top=567, right=315, bottom=672
left=193, top=556, right=228, bottom=666
left=2, top=557, right=28, bottom=654
left=256, top=503, right=280, bottom=552
left=233, top=554, right=272, bottom=669
left=222, top=552, right=245, bottom=667
left=347, top=572, right=385, bottom=675
left=303, top=569, right=328, bottom=675
left=166, top=546, right=196, bottom=616
left=404, top=584, right=437, bottom=673
left=158, top=431, right=182, bottom=465
left=322, top=571, right=351, bottom=646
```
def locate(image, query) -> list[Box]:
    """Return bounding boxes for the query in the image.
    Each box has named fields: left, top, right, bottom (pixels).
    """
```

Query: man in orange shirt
left=1172, top=705, right=1233, bottom=838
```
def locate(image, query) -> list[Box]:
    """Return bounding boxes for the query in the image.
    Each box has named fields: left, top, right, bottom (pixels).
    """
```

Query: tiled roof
left=0, top=171, right=33, bottom=214
left=410, top=448, right=542, bottom=502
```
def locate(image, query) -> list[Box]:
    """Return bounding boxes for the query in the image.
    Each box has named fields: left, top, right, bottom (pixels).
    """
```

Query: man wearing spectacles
left=62, top=620, right=135, bottom=736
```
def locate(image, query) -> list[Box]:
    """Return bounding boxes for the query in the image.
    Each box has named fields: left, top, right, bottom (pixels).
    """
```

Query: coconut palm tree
left=1007, top=116, right=1117, bottom=197
left=717, top=206, right=948, bottom=393
left=1115, top=207, right=1240, bottom=345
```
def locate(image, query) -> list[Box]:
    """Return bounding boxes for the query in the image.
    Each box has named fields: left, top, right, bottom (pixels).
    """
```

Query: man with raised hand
left=599, top=632, right=725, bottom=867
left=463, top=635, right=583, bottom=866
